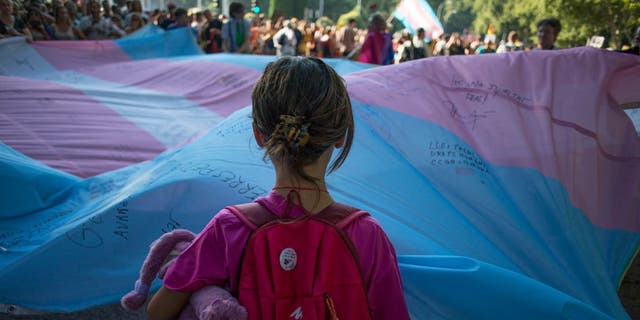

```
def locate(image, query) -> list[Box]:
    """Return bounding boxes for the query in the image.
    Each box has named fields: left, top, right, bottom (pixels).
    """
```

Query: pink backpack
left=227, top=203, right=372, bottom=320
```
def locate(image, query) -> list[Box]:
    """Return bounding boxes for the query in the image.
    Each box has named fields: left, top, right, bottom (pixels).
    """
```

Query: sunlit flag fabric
left=0, top=29, right=639, bottom=320
left=394, top=0, right=444, bottom=37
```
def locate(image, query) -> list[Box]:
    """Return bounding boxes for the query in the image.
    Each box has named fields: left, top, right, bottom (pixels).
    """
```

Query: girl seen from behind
left=147, top=56, right=410, bottom=320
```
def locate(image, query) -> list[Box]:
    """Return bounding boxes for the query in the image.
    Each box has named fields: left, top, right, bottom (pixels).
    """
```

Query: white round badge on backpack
left=279, top=248, right=297, bottom=271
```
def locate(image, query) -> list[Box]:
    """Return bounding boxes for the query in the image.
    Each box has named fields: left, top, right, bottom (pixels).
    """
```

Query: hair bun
left=273, top=115, right=311, bottom=148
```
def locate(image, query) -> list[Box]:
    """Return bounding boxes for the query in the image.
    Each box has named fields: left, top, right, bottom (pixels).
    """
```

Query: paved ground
left=619, top=253, right=640, bottom=319
left=2, top=255, right=639, bottom=319
left=0, top=304, right=145, bottom=320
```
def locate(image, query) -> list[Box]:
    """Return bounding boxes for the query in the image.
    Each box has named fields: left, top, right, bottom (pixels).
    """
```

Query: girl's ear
left=335, top=134, right=345, bottom=148
left=252, top=122, right=265, bottom=147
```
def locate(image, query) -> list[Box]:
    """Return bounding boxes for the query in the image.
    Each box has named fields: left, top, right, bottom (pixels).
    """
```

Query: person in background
left=337, top=18, right=357, bottom=57
left=101, top=0, right=111, bottom=18
left=51, top=5, right=85, bottom=40
left=199, top=9, right=222, bottom=53
left=80, top=0, right=124, bottom=39
left=381, top=22, right=394, bottom=65
left=496, top=30, right=522, bottom=53
left=191, top=11, right=203, bottom=30
left=294, top=19, right=308, bottom=56
left=110, top=13, right=125, bottom=32
left=114, top=0, right=127, bottom=16
left=305, top=21, right=317, bottom=56
left=111, top=5, right=122, bottom=20
left=618, top=25, right=639, bottom=55
left=221, top=2, right=250, bottom=53
left=432, top=33, right=447, bottom=56
left=316, top=25, right=335, bottom=58
left=124, top=0, right=147, bottom=27
left=273, top=19, right=297, bottom=56
left=357, top=13, right=387, bottom=64
left=167, top=7, right=188, bottom=30
left=248, top=13, right=263, bottom=54
left=63, top=1, right=81, bottom=26
left=536, top=18, right=561, bottom=50
left=505, top=31, right=522, bottom=51
left=221, top=2, right=251, bottom=53
left=395, top=29, right=411, bottom=63
left=290, top=18, right=303, bottom=55
left=124, top=11, right=143, bottom=34
left=159, top=2, right=176, bottom=29
left=398, top=27, right=429, bottom=62
left=25, top=7, right=52, bottom=40
left=475, top=36, right=496, bottom=54
left=36, top=0, right=55, bottom=25
left=0, top=0, right=33, bottom=41
left=446, top=32, right=465, bottom=55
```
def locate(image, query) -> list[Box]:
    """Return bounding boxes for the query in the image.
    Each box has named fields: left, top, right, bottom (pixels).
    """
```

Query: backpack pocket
left=273, top=295, right=326, bottom=320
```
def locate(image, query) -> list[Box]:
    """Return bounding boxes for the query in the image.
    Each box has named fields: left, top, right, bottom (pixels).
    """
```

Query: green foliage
left=268, top=0, right=304, bottom=19
left=440, top=0, right=475, bottom=36
left=268, top=0, right=275, bottom=17
left=322, top=0, right=357, bottom=21
left=469, top=0, right=547, bottom=45
left=336, top=5, right=365, bottom=28
left=205, top=1, right=219, bottom=13
left=549, top=0, right=640, bottom=48
left=266, top=0, right=401, bottom=23
left=315, top=16, right=335, bottom=27
left=448, top=0, right=639, bottom=49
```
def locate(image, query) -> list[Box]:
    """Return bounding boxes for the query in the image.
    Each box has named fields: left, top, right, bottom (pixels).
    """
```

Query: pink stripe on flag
left=79, top=59, right=261, bottom=117
left=346, top=48, right=640, bottom=231
left=32, top=41, right=132, bottom=71
left=0, top=76, right=165, bottom=178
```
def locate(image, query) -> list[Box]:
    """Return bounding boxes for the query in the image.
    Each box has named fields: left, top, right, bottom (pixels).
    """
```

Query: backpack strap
left=226, top=203, right=278, bottom=231
left=228, top=203, right=369, bottom=230
left=314, top=203, right=370, bottom=229
left=315, top=202, right=373, bottom=312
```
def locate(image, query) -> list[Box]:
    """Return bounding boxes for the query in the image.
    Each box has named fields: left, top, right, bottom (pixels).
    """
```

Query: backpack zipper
left=324, top=293, right=339, bottom=320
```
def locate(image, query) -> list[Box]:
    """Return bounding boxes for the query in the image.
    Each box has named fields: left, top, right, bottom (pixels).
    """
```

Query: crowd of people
left=1, top=0, right=639, bottom=61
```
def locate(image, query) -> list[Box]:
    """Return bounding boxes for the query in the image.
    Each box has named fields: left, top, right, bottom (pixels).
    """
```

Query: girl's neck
left=272, top=177, right=334, bottom=214
left=271, top=148, right=335, bottom=213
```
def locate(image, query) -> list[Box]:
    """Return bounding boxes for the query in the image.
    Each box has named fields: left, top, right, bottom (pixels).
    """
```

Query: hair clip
left=275, top=115, right=311, bottom=148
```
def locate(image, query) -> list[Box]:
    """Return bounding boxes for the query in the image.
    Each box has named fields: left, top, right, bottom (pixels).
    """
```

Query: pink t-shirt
left=163, top=191, right=410, bottom=320
left=358, top=31, right=386, bottom=65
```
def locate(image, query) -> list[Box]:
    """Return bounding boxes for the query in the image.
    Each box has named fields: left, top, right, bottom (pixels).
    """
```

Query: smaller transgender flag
left=394, top=0, right=444, bottom=37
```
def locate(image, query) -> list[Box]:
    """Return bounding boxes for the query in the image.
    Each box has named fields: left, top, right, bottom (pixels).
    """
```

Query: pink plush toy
left=120, top=229, right=248, bottom=320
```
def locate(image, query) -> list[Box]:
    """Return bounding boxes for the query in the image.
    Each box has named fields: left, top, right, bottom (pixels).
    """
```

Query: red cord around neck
left=273, top=186, right=329, bottom=193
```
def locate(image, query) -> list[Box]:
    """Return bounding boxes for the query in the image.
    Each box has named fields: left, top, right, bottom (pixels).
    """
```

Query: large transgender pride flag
left=1, top=28, right=639, bottom=320
left=394, top=0, right=444, bottom=37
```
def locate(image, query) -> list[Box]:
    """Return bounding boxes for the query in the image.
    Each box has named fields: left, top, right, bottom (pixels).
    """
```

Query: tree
left=265, top=0, right=403, bottom=24
left=322, top=0, right=358, bottom=21
left=457, top=0, right=639, bottom=49
left=268, top=0, right=305, bottom=19
left=469, top=0, right=548, bottom=46
left=549, top=0, right=640, bottom=48
left=439, top=0, right=475, bottom=35
left=336, top=5, right=366, bottom=28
